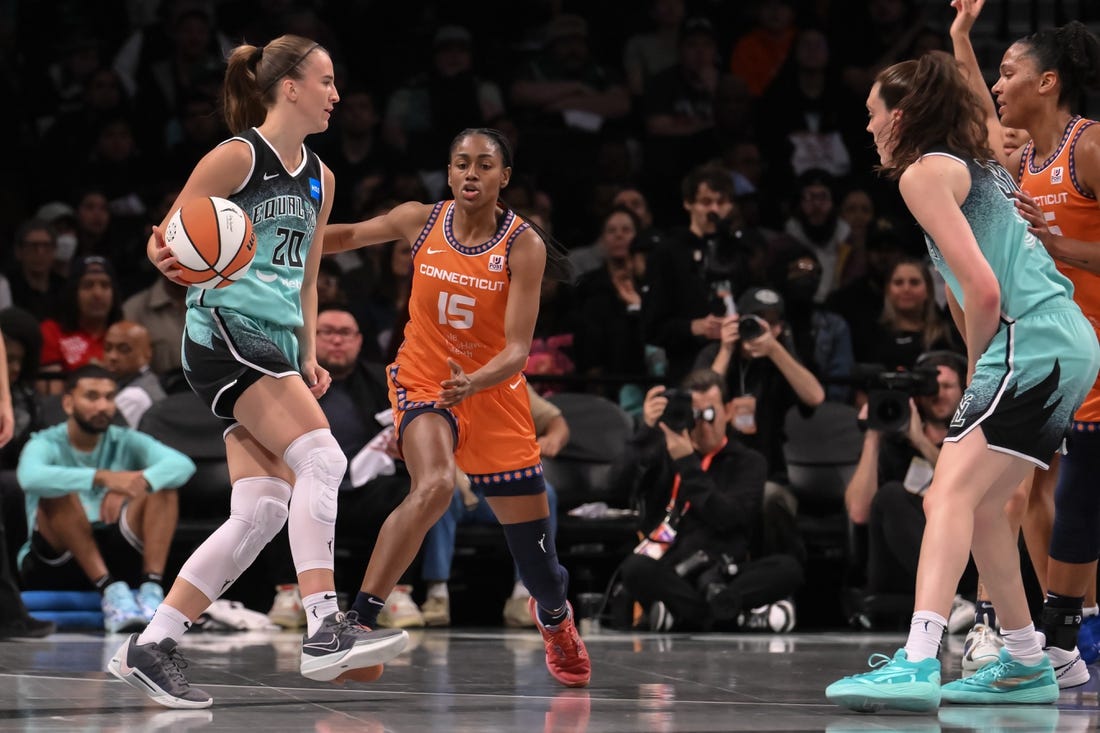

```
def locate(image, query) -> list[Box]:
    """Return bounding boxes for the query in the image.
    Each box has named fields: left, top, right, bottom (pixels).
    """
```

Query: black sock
left=351, top=592, right=386, bottom=628
left=141, top=573, right=163, bottom=588
left=1041, top=591, right=1084, bottom=651
left=975, top=599, right=996, bottom=629
left=538, top=604, right=569, bottom=627
left=93, top=573, right=116, bottom=593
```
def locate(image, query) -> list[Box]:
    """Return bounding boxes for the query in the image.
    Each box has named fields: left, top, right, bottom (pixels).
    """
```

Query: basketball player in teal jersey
left=107, top=35, right=407, bottom=709
left=826, top=52, right=1099, bottom=712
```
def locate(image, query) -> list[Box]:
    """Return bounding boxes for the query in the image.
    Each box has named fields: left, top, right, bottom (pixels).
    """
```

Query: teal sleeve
left=15, top=436, right=96, bottom=498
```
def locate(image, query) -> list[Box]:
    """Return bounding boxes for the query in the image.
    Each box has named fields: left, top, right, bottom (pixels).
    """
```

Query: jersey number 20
left=272, top=227, right=305, bottom=268
left=438, top=291, right=475, bottom=329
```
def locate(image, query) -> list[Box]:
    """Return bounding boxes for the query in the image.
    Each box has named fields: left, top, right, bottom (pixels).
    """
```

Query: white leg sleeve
left=284, top=428, right=347, bottom=574
left=176, top=477, right=291, bottom=601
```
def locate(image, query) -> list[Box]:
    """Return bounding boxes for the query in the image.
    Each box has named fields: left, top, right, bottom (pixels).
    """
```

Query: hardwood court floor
left=1, top=628, right=1098, bottom=731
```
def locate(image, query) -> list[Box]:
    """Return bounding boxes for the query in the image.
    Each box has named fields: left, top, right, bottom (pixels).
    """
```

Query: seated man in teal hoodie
left=16, top=365, right=194, bottom=632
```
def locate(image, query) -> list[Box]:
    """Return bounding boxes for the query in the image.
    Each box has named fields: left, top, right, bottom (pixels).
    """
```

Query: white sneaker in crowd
left=503, top=596, right=536, bottom=628
left=421, top=595, right=450, bottom=627
left=267, top=584, right=306, bottom=629
left=377, top=585, right=425, bottom=629
left=947, top=595, right=976, bottom=635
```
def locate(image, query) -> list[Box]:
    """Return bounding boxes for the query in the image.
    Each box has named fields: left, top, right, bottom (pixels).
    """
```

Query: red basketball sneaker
left=529, top=598, right=591, bottom=688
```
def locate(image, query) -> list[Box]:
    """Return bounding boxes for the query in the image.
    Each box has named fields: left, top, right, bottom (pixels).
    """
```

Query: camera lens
left=740, top=315, right=764, bottom=341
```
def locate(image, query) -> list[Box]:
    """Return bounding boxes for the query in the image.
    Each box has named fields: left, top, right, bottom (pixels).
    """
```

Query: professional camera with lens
left=659, top=388, right=696, bottom=432
left=852, top=363, right=940, bottom=433
left=737, top=313, right=769, bottom=342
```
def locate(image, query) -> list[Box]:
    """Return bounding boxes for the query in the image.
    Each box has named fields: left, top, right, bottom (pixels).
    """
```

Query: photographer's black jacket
left=642, top=231, right=715, bottom=382
left=610, top=424, right=767, bottom=567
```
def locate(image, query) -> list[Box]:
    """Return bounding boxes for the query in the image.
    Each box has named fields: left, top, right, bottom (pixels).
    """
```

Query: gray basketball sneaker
left=108, top=634, right=213, bottom=709
left=300, top=610, right=409, bottom=682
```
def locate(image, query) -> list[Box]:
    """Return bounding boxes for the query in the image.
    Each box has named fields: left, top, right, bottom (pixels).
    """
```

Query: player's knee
left=284, top=428, right=347, bottom=524
left=229, top=477, right=291, bottom=566
left=408, top=476, right=455, bottom=522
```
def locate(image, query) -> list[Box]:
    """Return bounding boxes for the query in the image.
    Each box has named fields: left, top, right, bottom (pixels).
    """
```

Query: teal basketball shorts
left=945, top=306, right=1100, bottom=468
left=182, top=306, right=301, bottom=421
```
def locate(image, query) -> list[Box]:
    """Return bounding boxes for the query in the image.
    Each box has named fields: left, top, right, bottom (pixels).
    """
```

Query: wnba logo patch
left=950, top=394, right=973, bottom=428
left=488, top=254, right=504, bottom=272
left=1051, top=166, right=1064, bottom=185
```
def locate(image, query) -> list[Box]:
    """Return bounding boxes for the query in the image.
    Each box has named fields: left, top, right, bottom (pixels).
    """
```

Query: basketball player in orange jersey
left=323, top=127, right=591, bottom=687
left=106, top=35, right=408, bottom=709
left=953, top=0, right=1100, bottom=687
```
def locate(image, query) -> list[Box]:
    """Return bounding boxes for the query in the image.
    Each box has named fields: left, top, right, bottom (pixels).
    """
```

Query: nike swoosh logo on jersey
left=303, top=633, right=343, bottom=653
left=426, top=247, right=446, bottom=254
left=509, top=378, right=523, bottom=389
left=263, top=172, right=279, bottom=180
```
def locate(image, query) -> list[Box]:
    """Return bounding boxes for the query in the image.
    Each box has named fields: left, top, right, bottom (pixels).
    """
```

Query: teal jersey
left=15, top=423, right=196, bottom=565
left=920, top=150, right=1077, bottom=319
left=187, top=127, right=325, bottom=331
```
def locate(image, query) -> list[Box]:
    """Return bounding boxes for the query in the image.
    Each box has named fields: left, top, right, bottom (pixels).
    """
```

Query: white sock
left=1084, top=605, right=1099, bottom=619
left=904, top=610, right=947, bottom=662
left=510, top=581, right=530, bottom=600
left=137, top=603, right=192, bottom=646
left=427, top=582, right=449, bottom=601
left=303, top=591, right=340, bottom=636
left=1001, top=623, right=1044, bottom=666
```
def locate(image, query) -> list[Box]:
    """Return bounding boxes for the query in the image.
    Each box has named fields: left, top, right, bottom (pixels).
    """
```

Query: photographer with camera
left=844, top=351, right=974, bottom=607
left=642, top=164, right=764, bottom=382
left=702, top=287, right=826, bottom=480
left=609, top=369, right=803, bottom=632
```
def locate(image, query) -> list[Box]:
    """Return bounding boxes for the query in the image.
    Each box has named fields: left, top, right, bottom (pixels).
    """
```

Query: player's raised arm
left=950, top=0, right=1006, bottom=165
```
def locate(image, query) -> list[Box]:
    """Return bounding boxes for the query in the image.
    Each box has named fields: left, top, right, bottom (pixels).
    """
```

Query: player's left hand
left=302, top=360, right=332, bottom=399
left=439, top=358, right=475, bottom=407
left=1013, top=190, right=1054, bottom=246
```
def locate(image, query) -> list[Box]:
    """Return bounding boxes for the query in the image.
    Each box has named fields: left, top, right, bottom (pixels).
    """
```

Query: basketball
left=164, top=196, right=256, bottom=289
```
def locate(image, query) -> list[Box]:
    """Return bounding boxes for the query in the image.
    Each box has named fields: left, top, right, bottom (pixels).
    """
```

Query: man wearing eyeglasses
left=609, top=368, right=804, bottom=632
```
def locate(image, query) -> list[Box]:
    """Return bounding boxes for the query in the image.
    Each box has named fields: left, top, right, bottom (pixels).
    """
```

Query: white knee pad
left=230, top=478, right=291, bottom=566
left=284, top=428, right=347, bottom=524
left=177, top=476, right=291, bottom=600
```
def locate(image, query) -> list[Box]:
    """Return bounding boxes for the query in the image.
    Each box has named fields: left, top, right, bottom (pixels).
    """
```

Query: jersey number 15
left=438, top=291, right=475, bottom=329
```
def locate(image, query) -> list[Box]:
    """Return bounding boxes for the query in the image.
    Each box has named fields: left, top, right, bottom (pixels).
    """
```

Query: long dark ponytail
left=448, top=127, right=574, bottom=282
left=1018, top=21, right=1100, bottom=111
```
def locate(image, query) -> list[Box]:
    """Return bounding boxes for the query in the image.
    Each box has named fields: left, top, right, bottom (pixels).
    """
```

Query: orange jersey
left=388, top=201, right=541, bottom=481
left=1019, top=116, right=1100, bottom=421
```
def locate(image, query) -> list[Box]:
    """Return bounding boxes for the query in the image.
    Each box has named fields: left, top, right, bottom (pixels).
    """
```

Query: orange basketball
left=164, top=196, right=256, bottom=289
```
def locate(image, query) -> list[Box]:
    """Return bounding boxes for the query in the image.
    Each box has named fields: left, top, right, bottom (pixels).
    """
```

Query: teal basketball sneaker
left=940, top=648, right=1058, bottom=704
left=826, top=649, right=941, bottom=712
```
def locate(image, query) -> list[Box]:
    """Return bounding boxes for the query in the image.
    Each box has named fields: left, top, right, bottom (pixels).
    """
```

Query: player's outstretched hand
left=950, top=0, right=985, bottom=38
